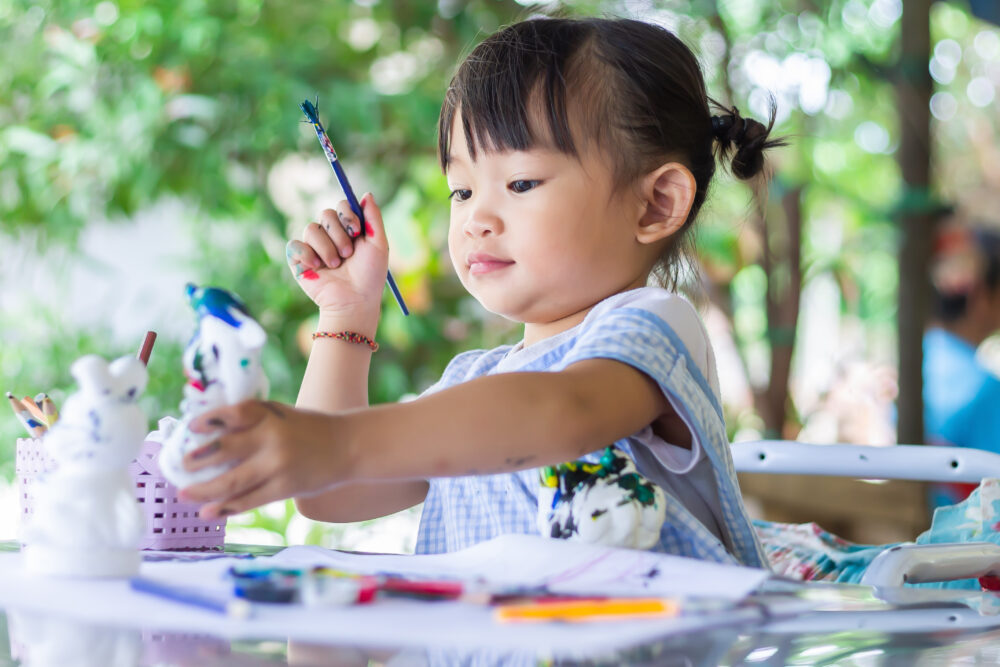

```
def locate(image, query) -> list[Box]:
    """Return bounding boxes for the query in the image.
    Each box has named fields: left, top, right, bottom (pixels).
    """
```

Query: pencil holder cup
left=16, top=437, right=226, bottom=550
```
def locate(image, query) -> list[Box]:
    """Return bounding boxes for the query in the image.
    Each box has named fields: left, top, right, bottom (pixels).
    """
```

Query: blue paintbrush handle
left=130, top=576, right=253, bottom=619
left=300, top=99, right=410, bottom=316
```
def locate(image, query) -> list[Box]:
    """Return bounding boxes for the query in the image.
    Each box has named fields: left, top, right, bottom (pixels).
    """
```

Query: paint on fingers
left=338, top=210, right=361, bottom=239
left=286, top=241, right=320, bottom=280
left=362, top=193, right=376, bottom=237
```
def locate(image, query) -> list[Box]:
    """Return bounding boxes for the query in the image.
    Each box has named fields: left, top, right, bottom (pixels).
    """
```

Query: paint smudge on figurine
left=538, top=446, right=666, bottom=550
left=158, top=284, right=268, bottom=489
left=23, top=355, right=149, bottom=577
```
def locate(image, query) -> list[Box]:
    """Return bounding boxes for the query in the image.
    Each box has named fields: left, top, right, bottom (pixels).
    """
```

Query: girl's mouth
left=467, top=252, right=514, bottom=275
left=469, top=260, right=514, bottom=275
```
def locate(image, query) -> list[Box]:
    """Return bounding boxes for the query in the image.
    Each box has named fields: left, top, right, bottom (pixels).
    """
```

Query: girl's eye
left=509, top=179, right=541, bottom=194
left=449, top=189, right=472, bottom=202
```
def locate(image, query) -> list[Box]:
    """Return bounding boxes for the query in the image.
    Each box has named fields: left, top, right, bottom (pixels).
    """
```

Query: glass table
left=5, top=541, right=1000, bottom=666
left=5, top=606, right=1000, bottom=665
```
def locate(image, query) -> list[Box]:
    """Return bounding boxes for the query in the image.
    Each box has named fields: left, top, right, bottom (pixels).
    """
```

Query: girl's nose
left=463, top=209, right=502, bottom=238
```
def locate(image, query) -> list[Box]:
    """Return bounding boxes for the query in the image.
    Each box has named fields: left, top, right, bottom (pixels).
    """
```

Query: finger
left=359, top=192, right=389, bottom=249
left=286, top=240, right=322, bottom=281
left=198, top=478, right=279, bottom=520
left=180, top=453, right=267, bottom=505
left=302, top=220, right=341, bottom=269
left=332, top=201, right=362, bottom=241
left=182, top=439, right=230, bottom=473
left=189, top=400, right=273, bottom=435
left=323, top=206, right=356, bottom=259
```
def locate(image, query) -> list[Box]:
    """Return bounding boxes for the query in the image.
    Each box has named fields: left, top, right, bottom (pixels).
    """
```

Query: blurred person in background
left=925, top=219, right=1000, bottom=507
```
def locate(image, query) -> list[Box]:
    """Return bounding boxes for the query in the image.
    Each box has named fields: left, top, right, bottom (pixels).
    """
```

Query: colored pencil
left=494, top=597, right=681, bottom=623
left=6, top=391, right=45, bottom=437
left=137, top=330, right=157, bottom=366
left=130, top=576, right=254, bottom=619
left=39, top=395, right=59, bottom=426
left=299, top=98, right=409, bottom=316
left=21, top=396, right=46, bottom=424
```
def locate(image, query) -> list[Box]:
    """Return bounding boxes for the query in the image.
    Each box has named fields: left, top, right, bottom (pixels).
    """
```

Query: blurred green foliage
left=0, top=0, right=573, bottom=544
left=2, top=0, right=997, bottom=545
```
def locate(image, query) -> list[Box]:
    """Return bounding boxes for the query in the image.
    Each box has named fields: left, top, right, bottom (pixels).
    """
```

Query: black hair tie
left=711, top=108, right=748, bottom=144
left=710, top=114, right=732, bottom=139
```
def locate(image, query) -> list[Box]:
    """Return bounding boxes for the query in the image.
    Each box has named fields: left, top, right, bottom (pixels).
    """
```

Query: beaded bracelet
left=312, top=331, right=379, bottom=352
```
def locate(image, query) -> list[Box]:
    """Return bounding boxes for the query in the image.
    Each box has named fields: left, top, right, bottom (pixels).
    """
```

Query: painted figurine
left=159, top=284, right=268, bottom=488
left=24, top=355, right=149, bottom=577
left=538, top=446, right=667, bottom=550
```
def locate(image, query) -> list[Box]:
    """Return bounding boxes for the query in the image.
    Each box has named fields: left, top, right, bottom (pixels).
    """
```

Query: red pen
left=378, top=577, right=465, bottom=600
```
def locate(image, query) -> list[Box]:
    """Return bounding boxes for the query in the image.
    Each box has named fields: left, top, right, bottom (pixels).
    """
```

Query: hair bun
left=710, top=102, right=785, bottom=180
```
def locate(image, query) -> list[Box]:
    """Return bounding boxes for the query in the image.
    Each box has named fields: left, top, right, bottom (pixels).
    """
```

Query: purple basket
left=16, top=437, right=225, bottom=550
left=141, top=630, right=231, bottom=663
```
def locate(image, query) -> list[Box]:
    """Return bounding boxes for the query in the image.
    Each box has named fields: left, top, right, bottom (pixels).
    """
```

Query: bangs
left=437, top=20, right=593, bottom=170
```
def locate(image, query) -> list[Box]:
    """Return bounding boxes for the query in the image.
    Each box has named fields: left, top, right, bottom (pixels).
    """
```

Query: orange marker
left=494, top=597, right=680, bottom=623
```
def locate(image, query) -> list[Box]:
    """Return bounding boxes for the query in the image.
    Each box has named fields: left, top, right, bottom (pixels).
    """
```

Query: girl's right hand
left=286, top=193, right=390, bottom=317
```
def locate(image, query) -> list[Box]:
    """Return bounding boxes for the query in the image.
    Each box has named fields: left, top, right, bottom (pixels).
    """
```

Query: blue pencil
left=299, top=99, right=410, bottom=316
left=130, top=576, right=254, bottom=619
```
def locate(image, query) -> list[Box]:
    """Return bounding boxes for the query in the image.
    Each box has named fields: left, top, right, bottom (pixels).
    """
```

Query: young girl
left=179, top=16, right=783, bottom=567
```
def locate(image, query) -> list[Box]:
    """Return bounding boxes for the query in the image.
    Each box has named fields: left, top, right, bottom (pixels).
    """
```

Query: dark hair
left=933, top=226, right=1000, bottom=321
left=437, top=16, right=785, bottom=287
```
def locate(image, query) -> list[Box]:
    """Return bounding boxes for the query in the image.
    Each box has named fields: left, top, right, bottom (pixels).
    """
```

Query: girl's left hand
left=177, top=401, right=342, bottom=520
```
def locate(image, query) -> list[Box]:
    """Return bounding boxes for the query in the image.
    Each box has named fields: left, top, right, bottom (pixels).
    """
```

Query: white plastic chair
left=731, top=440, right=1000, bottom=587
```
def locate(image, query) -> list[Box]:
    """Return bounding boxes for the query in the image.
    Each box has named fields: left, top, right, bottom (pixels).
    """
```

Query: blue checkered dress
left=414, top=288, right=768, bottom=568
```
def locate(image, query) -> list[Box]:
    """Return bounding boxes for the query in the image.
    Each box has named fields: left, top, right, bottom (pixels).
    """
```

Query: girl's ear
left=635, top=163, right=696, bottom=245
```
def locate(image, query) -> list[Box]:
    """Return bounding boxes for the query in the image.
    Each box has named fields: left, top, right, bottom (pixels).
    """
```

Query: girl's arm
left=179, top=358, right=668, bottom=520
left=294, top=310, right=430, bottom=522
left=288, top=194, right=429, bottom=519
left=296, top=311, right=379, bottom=411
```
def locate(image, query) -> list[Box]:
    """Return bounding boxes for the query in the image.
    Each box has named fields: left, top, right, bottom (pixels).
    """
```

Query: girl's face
left=446, top=116, right=652, bottom=344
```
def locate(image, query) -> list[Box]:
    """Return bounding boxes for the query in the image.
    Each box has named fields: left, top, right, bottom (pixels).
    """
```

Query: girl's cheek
left=446, top=235, right=465, bottom=275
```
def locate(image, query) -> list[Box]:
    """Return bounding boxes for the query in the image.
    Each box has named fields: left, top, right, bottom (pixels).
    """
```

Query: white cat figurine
left=24, top=354, right=149, bottom=577
left=159, top=284, right=268, bottom=488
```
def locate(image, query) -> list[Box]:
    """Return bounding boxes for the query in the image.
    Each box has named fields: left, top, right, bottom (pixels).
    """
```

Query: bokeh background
left=2, top=0, right=999, bottom=550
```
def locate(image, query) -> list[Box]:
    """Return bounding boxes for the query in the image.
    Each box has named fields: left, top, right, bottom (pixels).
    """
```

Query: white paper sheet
left=263, top=533, right=769, bottom=599
left=0, top=534, right=769, bottom=657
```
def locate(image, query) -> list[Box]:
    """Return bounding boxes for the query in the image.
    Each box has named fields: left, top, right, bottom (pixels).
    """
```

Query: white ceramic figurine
left=24, top=354, right=149, bottom=577
left=159, top=284, right=268, bottom=488
left=538, top=446, right=667, bottom=550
